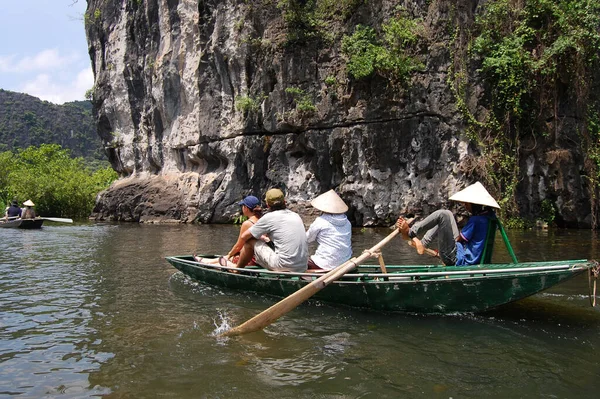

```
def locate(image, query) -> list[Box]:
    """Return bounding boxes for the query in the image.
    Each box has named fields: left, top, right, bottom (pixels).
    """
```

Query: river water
left=0, top=223, right=599, bottom=398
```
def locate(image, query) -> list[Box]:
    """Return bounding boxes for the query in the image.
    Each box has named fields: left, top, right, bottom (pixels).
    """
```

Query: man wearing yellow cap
left=235, top=188, right=308, bottom=272
left=397, top=182, right=499, bottom=266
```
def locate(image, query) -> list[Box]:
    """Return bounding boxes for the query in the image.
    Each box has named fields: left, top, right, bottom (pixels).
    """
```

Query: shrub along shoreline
left=0, top=144, right=118, bottom=219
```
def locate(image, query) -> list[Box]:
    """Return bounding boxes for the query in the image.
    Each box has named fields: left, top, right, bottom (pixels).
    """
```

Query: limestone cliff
left=84, top=0, right=598, bottom=227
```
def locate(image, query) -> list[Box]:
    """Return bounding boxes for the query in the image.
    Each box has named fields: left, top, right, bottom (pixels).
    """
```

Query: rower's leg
left=411, top=210, right=458, bottom=265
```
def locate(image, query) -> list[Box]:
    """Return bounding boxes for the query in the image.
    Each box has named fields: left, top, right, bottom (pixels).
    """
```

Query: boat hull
left=166, top=256, right=597, bottom=314
left=0, top=218, right=44, bottom=229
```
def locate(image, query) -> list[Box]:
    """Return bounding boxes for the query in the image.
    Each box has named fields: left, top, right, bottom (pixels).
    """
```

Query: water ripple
left=1, top=224, right=599, bottom=398
left=0, top=225, right=113, bottom=397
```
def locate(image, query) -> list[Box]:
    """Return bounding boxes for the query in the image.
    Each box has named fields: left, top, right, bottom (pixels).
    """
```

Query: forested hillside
left=0, top=89, right=104, bottom=161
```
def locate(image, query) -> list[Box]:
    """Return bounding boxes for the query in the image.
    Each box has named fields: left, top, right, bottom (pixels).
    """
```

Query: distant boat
left=0, top=218, right=44, bottom=229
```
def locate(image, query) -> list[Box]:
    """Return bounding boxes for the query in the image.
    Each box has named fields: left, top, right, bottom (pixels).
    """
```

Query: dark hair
left=471, top=204, right=495, bottom=216
left=471, top=204, right=483, bottom=215
left=267, top=202, right=286, bottom=211
left=249, top=205, right=263, bottom=217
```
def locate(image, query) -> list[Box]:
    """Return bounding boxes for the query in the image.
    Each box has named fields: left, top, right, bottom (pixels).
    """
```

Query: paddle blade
left=221, top=261, right=359, bottom=337
left=42, top=217, right=73, bottom=223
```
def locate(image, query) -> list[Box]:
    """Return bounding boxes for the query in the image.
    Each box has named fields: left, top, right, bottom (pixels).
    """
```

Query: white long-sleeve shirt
left=306, top=213, right=352, bottom=270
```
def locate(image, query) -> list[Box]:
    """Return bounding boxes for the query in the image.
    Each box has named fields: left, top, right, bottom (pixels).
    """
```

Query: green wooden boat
left=166, top=219, right=599, bottom=313
left=166, top=255, right=597, bottom=313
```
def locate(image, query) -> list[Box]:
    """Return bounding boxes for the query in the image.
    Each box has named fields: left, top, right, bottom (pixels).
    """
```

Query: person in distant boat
left=5, top=199, right=22, bottom=220
left=306, top=190, right=352, bottom=271
left=396, top=182, right=499, bottom=266
left=194, top=196, right=263, bottom=267
left=234, top=188, right=308, bottom=272
left=21, top=200, right=37, bottom=219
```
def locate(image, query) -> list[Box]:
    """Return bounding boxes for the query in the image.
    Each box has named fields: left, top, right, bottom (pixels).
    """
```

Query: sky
left=0, top=0, right=92, bottom=104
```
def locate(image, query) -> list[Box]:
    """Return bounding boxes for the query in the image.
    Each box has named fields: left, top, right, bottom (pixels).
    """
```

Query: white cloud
left=0, top=55, right=17, bottom=72
left=75, top=67, right=94, bottom=91
left=0, top=48, right=80, bottom=73
left=20, top=67, right=94, bottom=104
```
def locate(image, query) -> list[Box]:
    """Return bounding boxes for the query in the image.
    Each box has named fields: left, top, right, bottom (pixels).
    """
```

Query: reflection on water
left=0, top=223, right=599, bottom=398
left=0, top=226, right=113, bottom=397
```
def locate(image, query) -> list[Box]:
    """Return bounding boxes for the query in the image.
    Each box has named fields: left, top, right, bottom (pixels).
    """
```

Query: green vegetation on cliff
left=341, top=13, right=423, bottom=84
left=276, top=0, right=365, bottom=44
left=449, top=0, right=600, bottom=226
left=0, top=145, right=118, bottom=219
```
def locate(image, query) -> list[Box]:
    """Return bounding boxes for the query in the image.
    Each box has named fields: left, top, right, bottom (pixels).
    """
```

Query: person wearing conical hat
left=21, top=200, right=36, bottom=220
left=396, top=182, right=499, bottom=266
left=306, top=190, right=352, bottom=271
left=234, top=188, right=308, bottom=272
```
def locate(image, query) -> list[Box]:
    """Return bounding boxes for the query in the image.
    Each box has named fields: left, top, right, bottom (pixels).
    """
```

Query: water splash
left=211, top=310, right=232, bottom=340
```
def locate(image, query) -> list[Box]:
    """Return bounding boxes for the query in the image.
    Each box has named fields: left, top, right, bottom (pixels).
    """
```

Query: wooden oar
left=220, top=227, right=401, bottom=337
left=395, top=217, right=440, bottom=258
left=41, top=217, right=73, bottom=223
left=407, top=240, right=439, bottom=257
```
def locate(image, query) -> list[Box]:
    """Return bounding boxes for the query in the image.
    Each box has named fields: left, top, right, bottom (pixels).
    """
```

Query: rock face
left=85, top=0, right=595, bottom=227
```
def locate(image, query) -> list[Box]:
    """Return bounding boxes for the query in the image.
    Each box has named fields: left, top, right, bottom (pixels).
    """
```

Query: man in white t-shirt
left=235, top=188, right=308, bottom=272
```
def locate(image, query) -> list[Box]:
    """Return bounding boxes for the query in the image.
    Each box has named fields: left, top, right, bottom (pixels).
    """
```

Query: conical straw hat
left=310, top=190, right=348, bottom=214
left=23, top=200, right=35, bottom=207
left=448, top=182, right=500, bottom=209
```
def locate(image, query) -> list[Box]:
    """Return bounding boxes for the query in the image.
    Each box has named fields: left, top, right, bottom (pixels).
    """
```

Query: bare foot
left=396, top=217, right=410, bottom=240
left=412, top=237, right=425, bottom=255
